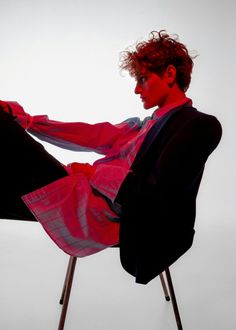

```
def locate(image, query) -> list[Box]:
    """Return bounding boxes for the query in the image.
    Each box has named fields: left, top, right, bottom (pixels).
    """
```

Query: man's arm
left=1, top=100, right=138, bottom=155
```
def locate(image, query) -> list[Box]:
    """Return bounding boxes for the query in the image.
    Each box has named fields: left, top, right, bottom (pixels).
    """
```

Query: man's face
left=134, top=69, right=170, bottom=109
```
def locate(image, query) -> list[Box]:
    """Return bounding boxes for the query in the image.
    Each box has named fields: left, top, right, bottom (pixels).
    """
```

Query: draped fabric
left=6, top=98, right=191, bottom=257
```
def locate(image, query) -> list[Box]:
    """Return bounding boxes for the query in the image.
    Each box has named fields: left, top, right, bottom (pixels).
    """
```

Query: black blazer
left=116, top=105, right=222, bottom=284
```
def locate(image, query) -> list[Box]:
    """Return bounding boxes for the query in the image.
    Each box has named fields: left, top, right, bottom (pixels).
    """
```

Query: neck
left=154, top=91, right=190, bottom=119
left=162, top=86, right=186, bottom=107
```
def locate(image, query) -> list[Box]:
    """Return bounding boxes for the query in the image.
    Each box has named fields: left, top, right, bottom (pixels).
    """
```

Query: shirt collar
left=152, top=97, right=192, bottom=120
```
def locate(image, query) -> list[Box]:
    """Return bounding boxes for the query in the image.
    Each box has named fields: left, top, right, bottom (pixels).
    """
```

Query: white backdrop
left=0, top=0, right=235, bottom=230
left=0, top=1, right=236, bottom=329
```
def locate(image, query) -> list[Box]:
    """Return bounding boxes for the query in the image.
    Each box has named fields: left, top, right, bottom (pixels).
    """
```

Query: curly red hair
left=120, top=30, right=196, bottom=92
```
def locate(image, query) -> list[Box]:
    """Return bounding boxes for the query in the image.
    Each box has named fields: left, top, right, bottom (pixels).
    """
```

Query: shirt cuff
left=90, top=165, right=131, bottom=202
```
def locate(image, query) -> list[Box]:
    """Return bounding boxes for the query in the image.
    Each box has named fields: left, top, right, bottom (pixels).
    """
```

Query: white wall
left=0, top=0, right=235, bottom=226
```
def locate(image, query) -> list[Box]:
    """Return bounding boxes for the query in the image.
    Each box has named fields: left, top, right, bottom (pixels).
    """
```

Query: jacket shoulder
left=175, top=106, right=222, bottom=136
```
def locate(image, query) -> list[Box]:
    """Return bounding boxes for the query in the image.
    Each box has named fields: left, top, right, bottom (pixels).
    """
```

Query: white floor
left=0, top=218, right=236, bottom=330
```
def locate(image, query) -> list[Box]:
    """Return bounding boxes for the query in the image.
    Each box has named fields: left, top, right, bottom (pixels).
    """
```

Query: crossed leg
left=0, top=110, right=68, bottom=221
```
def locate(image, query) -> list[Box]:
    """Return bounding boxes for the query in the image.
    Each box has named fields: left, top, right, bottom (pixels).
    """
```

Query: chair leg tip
left=59, top=299, right=64, bottom=305
left=165, top=296, right=170, bottom=301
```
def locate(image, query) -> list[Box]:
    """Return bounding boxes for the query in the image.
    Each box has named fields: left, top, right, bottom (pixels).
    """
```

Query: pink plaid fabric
left=6, top=98, right=191, bottom=257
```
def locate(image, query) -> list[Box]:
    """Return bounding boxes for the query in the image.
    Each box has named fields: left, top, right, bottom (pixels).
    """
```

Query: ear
left=163, top=65, right=176, bottom=86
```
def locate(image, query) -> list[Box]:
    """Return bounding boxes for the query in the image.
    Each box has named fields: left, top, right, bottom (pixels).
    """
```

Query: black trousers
left=0, top=110, right=68, bottom=221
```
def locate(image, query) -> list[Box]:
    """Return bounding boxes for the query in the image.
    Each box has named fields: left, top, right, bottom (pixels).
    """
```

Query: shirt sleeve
left=27, top=116, right=127, bottom=155
left=6, top=101, right=140, bottom=155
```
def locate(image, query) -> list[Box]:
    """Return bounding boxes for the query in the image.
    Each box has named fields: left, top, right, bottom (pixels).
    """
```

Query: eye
left=138, top=76, right=147, bottom=85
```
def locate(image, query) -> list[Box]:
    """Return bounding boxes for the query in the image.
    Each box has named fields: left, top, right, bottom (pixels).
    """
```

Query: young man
left=0, top=31, right=222, bottom=284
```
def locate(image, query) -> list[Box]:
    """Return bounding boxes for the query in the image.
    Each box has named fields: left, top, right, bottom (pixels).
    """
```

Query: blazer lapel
left=132, top=105, right=193, bottom=168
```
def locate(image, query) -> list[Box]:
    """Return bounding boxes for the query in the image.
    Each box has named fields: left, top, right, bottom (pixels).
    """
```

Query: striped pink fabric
left=7, top=98, right=191, bottom=257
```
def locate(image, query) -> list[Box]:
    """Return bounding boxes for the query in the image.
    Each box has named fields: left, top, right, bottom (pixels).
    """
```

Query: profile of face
left=134, top=66, right=177, bottom=109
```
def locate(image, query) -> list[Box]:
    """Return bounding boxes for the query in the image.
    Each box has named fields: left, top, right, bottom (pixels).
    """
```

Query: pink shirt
left=7, top=98, right=192, bottom=257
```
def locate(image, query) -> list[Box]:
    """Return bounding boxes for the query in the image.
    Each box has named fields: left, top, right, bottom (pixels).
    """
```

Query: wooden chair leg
left=58, top=258, right=182, bottom=330
left=58, top=256, right=77, bottom=330
left=165, top=268, right=183, bottom=330
left=159, top=273, right=170, bottom=301
left=59, top=256, right=75, bottom=305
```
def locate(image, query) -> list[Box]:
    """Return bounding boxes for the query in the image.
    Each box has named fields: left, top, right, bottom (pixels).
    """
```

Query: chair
left=58, top=256, right=183, bottom=330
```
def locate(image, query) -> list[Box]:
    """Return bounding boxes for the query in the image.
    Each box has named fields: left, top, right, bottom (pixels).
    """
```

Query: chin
left=143, top=103, right=156, bottom=110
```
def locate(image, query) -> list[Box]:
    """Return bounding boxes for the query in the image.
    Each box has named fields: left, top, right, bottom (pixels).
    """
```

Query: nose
left=135, top=83, right=142, bottom=94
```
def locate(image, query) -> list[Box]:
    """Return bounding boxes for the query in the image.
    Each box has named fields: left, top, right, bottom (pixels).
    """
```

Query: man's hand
left=69, top=162, right=96, bottom=179
left=0, top=100, right=32, bottom=129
